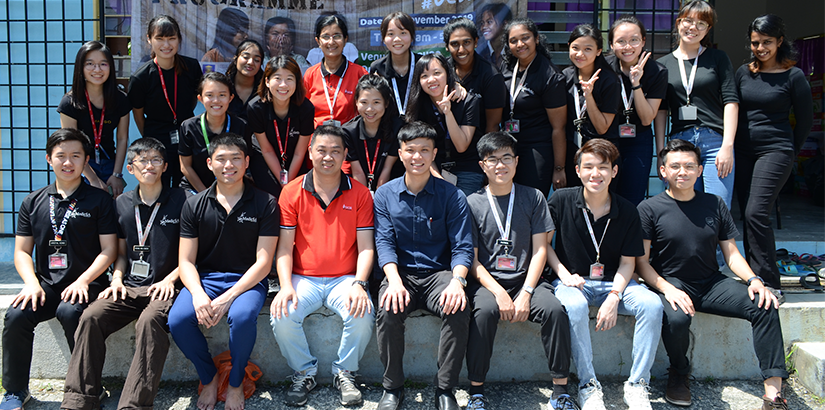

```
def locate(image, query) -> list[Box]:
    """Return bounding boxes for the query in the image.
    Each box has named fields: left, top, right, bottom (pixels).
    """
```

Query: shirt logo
left=345, top=90, right=354, bottom=95
left=705, top=217, right=715, bottom=227
left=71, top=211, right=92, bottom=219
left=159, top=215, right=179, bottom=226
left=237, top=212, right=257, bottom=224
left=342, top=204, right=353, bottom=211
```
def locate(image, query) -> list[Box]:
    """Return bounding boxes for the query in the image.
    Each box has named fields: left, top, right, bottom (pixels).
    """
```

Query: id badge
left=441, top=169, right=458, bottom=185
left=589, top=262, right=605, bottom=280
left=95, top=148, right=100, bottom=164
left=130, top=260, right=151, bottom=279
left=280, top=169, right=289, bottom=185
left=496, top=255, right=518, bottom=271
left=619, top=123, right=637, bottom=138
left=323, top=119, right=341, bottom=127
left=49, top=253, right=68, bottom=270
left=678, top=105, right=698, bottom=121
left=169, top=130, right=180, bottom=145
left=504, top=119, right=520, bottom=133
left=575, top=131, right=583, bottom=148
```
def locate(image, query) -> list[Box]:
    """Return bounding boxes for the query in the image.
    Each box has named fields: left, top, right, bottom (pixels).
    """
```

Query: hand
left=379, top=281, right=410, bottom=314
left=715, top=145, right=734, bottom=179
left=61, top=280, right=90, bottom=304
left=192, top=292, right=215, bottom=327
left=99, top=280, right=127, bottom=301
left=579, top=68, right=602, bottom=97
left=147, top=278, right=176, bottom=301
left=450, top=83, right=468, bottom=102
left=494, top=290, right=515, bottom=322
left=439, top=279, right=467, bottom=315
left=346, top=283, right=372, bottom=318
left=629, top=52, right=651, bottom=86
left=511, top=291, right=531, bottom=323
left=561, top=273, right=586, bottom=290
left=436, top=86, right=456, bottom=115
left=663, top=287, right=694, bottom=316
left=376, top=175, right=389, bottom=189
left=552, top=169, right=567, bottom=190
left=106, top=175, right=125, bottom=198
left=11, top=283, right=46, bottom=311
left=209, top=292, right=235, bottom=327
left=595, top=293, right=619, bottom=331
left=748, top=280, right=777, bottom=310
left=270, top=286, right=297, bottom=319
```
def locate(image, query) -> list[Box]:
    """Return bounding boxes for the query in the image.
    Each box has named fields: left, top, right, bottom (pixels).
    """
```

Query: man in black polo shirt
left=1, top=129, right=117, bottom=410
left=547, top=139, right=662, bottom=410
left=635, top=139, right=786, bottom=410
left=167, top=134, right=279, bottom=410
left=62, top=137, right=188, bottom=410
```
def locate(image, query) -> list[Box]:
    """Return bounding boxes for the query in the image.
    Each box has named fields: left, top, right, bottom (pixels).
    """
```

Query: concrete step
left=791, top=342, right=825, bottom=398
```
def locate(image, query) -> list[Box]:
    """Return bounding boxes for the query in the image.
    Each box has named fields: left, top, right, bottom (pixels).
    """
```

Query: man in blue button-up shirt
left=373, top=121, right=473, bottom=410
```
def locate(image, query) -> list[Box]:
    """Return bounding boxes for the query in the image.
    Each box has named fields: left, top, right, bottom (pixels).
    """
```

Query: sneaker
left=333, top=370, right=363, bottom=406
left=285, top=372, right=317, bottom=406
left=466, top=394, right=489, bottom=410
left=665, top=369, right=691, bottom=406
left=759, top=395, right=790, bottom=410
left=578, top=380, right=606, bottom=410
left=0, top=391, right=30, bottom=410
left=549, top=394, right=581, bottom=410
left=623, top=380, right=653, bottom=410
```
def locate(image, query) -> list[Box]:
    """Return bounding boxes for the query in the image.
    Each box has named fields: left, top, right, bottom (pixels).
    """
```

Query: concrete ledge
left=1, top=293, right=822, bottom=383
left=791, top=342, right=825, bottom=397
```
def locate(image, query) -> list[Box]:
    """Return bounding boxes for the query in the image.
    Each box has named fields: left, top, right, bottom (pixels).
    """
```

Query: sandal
left=777, top=260, right=816, bottom=276
left=800, top=274, right=824, bottom=292
left=797, top=254, right=822, bottom=268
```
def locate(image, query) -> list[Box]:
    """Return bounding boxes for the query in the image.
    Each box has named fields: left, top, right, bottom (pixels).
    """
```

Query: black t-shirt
left=128, top=56, right=203, bottom=142
left=178, top=113, right=248, bottom=191
left=658, top=48, right=738, bottom=136
left=17, top=182, right=117, bottom=287
left=227, top=87, right=259, bottom=122
left=449, top=52, right=508, bottom=131
left=547, top=187, right=644, bottom=282
left=563, top=63, right=622, bottom=142
left=57, top=91, right=131, bottom=160
left=638, top=191, right=738, bottom=282
left=604, top=54, right=668, bottom=135
left=370, top=53, right=422, bottom=116
left=501, top=53, right=567, bottom=145
left=342, top=115, right=401, bottom=189
left=116, top=186, right=189, bottom=287
left=180, top=181, right=279, bottom=274
left=413, top=94, right=482, bottom=173
left=246, top=96, right=315, bottom=166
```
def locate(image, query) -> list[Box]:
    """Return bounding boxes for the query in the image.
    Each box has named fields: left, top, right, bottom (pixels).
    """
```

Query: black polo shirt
left=227, top=88, right=258, bottom=122
left=449, top=51, right=508, bottom=132
left=563, top=63, right=622, bottom=143
left=605, top=54, right=668, bottom=135
left=180, top=180, right=279, bottom=274
left=116, top=186, right=189, bottom=287
left=414, top=94, right=482, bottom=173
left=178, top=113, right=248, bottom=191
left=57, top=90, right=131, bottom=161
left=547, top=187, right=644, bottom=282
left=16, top=182, right=117, bottom=287
left=342, top=115, right=401, bottom=188
left=501, top=53, right=567, bottom=145
left=246, top=95, right=315, bottom=161
left=369, top=53, right=422, bottom=117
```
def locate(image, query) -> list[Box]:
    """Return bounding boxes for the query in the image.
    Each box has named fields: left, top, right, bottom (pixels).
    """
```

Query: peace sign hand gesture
left=436, top=86, right=456, bottom=115
left=630, top=51, right=651, bottom=86
left=580, top=68, right=601, bottom=97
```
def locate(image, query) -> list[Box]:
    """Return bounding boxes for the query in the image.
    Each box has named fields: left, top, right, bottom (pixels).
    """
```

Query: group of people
left=0, top=1, right=813, bottom=410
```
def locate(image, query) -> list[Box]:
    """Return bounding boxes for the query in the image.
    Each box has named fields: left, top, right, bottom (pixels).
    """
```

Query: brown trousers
left=62, top=286, right=175, bottom=410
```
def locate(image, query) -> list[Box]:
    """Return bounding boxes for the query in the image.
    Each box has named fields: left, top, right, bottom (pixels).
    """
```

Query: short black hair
left=208, top=133, right=248, bottom=158
left=127, top=137, right=167, bottom=164
left=46, top=128, right=92, bottom=158
left=443, top=17, right=479, bottom=44
left=659, top=138, right=701, bottom=164
left=477, top=131, right=517, bottom=159
left=398, top=121, right=437, bottom=145
left=198, top=71, right=236, bottom=97
left=315, top=13, right=349, bottom=39
left=311, top=125, right=348, bottom=147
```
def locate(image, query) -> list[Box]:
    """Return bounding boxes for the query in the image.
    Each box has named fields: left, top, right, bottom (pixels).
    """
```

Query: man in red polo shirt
left=270, top=125, right=375, bottom=407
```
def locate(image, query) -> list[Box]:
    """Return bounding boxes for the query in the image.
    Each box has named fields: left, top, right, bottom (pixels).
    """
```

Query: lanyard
left=485, top=186, right=516, bottom=243
left=573, top=86, right=588, bottom=121
left=49, top=196, right=77, bottom=241
left=582, top=208, right=610, bottom=263
left=676, top=45, right=702, bottom=105
left=321, top=61, right=348, bottom=118
left=154, top=59, right=178, bottom=124
left=135, top=202, right=161, bottom=247
left=84, top=91, right=105, bottom=151
left=508, top=56, right=535, bottom=118
left=273, top=117, right=290, bottom=168
left=619, top=80, right=635, bottom=122
left=199, top=114, right=230, bottom=150
left=392, top=51, right=415, bottom=114
left=364, top=138, right=382, bottom=179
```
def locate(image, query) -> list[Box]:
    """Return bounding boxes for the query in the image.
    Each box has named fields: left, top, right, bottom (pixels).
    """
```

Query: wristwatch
left=609, top=289, right=623, bottom=299
left=352, top=280, right=369, bottom=290
left=452, top=275, right=467, bottom=287
left=521, top=285, right=535, bottom=295
left=112, top=172, right=123, bottom=179
left=747, top=276, right=764, bottom=286
left=554, top=165, right=565, bottom=171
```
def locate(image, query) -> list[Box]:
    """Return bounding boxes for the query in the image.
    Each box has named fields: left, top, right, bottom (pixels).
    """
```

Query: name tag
left=441, top=169, right=458, bottom=185
left=49, top=240, right=67, bottom=248
left=170, top=130, right=180, bottom=145
left=678, top=105, right=698, bottom=121
left=619, top=123, right=637, bottom=138
left=49, top=253, right=68, bottom=270
left=130, top=260, right=151, bottom=279
left=504, top=119, right=520, bottom=133
left=589, top=262, right=605, bottom=280
left=133, top=245, right=151, bottom=253
left=496, top=254, right=518, bottom=271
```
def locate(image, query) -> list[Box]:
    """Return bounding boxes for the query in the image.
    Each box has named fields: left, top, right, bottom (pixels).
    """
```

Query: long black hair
left=608, top=15, right=647, bottom=44
left=69, top=41, right=118, bottom=112
left=405, top=53, right=457, bottom=121
left=225, top=39, right=264, bottom=92
left=209, top=8, right=249, bottom=61
left=747, top=14, right=797, bottom=72
left=502, top=18, right=555, bottom=69
left=146, top=15, right=188, bottom=74
left=355, top=74, right=398, bottom=144
left=568, top=24, right=612, bottom=73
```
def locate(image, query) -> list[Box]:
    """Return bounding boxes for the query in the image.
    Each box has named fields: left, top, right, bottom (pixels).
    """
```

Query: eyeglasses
left=613, top=37, right=642, bottom=48
left=84, top=61, right=110, bottom=70
left=679, top=17, right=709, bottom=31
left=319, top=34, right=344, bottom=42
left=482, top=155, right=515, bottom=167
left=130, top=158, right=164, bottom=167
left=668, top=163, right=699, bottom=172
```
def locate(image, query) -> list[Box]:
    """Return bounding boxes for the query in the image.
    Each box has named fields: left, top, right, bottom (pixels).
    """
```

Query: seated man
left=465, top=132, right=576, bottom=410
left=61, top=138, right=188, bottom=410
left=270, top=126, right=375, bottom=407
left=547, top=139, right=662, bottom=410
left=168, top=134, right=279, bottom=410
left=373, top=121, right=473, bottom=410
left=1, top=129, right=117, bottom=410
left=635, top=139, right=787, bottom=410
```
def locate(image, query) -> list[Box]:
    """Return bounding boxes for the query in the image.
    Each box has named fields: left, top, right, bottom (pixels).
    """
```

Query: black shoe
left=435, top=391, right=459, bottom=410
left=377, top=388, right=404, bottom=410
left=284, top=373, right=316, bottom=406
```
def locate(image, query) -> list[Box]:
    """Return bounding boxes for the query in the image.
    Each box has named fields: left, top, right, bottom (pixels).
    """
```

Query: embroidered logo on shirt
left=71, top=211, right=92, bottom=218
left=342, top=204, right=353, bottom=211
left=159, top=215, right=179, bottom=226
left=705, top=217, right=715, bottom=227
left=237, top=212, right=258, bottom=224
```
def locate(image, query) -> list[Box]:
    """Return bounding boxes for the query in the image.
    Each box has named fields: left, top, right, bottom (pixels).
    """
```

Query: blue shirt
left=374, top=175, right=474, bottom=273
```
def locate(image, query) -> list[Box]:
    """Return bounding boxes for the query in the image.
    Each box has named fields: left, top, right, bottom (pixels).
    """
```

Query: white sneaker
left=623, top=380, right=653, bottom=410
left=578, top=379, right=606, bottom=410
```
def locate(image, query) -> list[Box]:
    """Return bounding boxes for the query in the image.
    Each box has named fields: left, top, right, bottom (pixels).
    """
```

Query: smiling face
left=127, top=149, right=167, bottom=185
left=611, top=23, right=645, bottom=65
left=383, top=19, right=412, bottom=56
left=569, top=35, right=600, bottom=70
left=480, top=11, right=500, bottom=42
left=235, top=45, right=262, bottom=79
left=198, top=80, right=233, bottom=118
left=267, top=23, right=293, bottom=56
left=83, top=50, right=110, bottom=87
left=309, top=133, right=346, bottom=176
left=399, top=138, right=436, bottom=176
left=661, top=150, right=701, bottom=190
left=576, top=152, right=617, bottom=194
left=265, top=67, right=296, bottom=104
left=750, top=32, right=781, bottom=66
left=507, top=24, right=537, bottom=65
left=207, top=144, right=248, bottom=185
left=356, top=88, right=387, bottom=128
left=419, top=59, right=449, bottom=100
left=480, top=148, right=518, bottom=186
left=47, top=141, right=88, bottom=184
left=447, top=28, right=478, bottom=68
left=148, top=31, right=180, bottom=60
left=316, top=23, right=346, bottom=59
left=678, top=12, right=710, bottom=47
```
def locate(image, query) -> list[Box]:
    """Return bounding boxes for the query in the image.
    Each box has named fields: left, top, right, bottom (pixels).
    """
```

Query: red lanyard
left=364, top=139, right=381, bottom=178
left=84, top=90, right=105, bottom=150
left=154, top=59, right=178, bottom=124
left=273, top=118, right=290, bottom=168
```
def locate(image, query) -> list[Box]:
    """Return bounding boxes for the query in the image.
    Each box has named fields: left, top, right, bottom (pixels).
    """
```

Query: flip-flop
left=800, top=274, right=824, bottom=292
left=777, top=260, right=816, bottom=276
left=776, top=248, right=790, bottom=262
left=797, top=254, right=823, bottom=268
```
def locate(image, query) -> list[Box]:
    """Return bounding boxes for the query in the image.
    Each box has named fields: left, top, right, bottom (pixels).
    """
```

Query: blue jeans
left=454, top=171, right=485, bottom=197
left=552, top=279, right=663, bottom=386
left=670, top=127, right=734, bottom=209
left=270, top=274, right=375, bottom=376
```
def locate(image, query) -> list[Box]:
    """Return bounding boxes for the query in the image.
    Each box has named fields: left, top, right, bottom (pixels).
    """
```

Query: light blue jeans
left=270, top=274, right=375, bottom=376
left=671, top=126, right=734, bottom=209
left=552, top=279, right=663, bottom=386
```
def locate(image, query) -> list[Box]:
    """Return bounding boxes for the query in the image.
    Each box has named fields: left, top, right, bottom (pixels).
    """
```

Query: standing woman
left=655, top=0, right=738, bottom=210
left=225, top=39, right=264, bottom=121
left=606, top=16, right=668, bottom=205
left=562, top=24, right=621, bottom=187
left=129, top=15, right=202, bottom=188
left=476, top=3, right=512, bottom=71
left=247, top=56, right=315, bottom=197
left=501, top=18, right=567, bottom=197
left=303, top=14, right=367, bottom=128
left=736, top=14, right=813, bottom=292
left=370, top=12, right=421, bottom=120
left=58, top=41, right=131, bottom=197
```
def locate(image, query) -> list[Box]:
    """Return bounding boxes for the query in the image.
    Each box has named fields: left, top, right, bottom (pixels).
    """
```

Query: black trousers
left=514, top=142, right=554, bottom=198
left=659, top=274, right=788, bottom=380
left=466, top=278, right=571, bottom=382
left=2, top=280, right=102, bottom=393
left=735, top=149, right=795, bottom=289
left=376, top=270, right=470, bottom=391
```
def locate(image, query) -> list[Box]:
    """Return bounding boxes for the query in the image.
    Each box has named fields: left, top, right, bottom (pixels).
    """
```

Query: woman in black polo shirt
left=58, top=41, right=131, bottom=197
left=501, top=18, right=567, bottom=196
left=606, top=16, right=668, bottom=205
left=370, top=12, right=421, bottom=120
left=247, top=56, right=315, bottom=197
left=225, top=39, right=264, bottom=121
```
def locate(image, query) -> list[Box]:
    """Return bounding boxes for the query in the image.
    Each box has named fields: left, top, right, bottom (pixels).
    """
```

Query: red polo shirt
left=304, top=59, right=367, bottom=128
